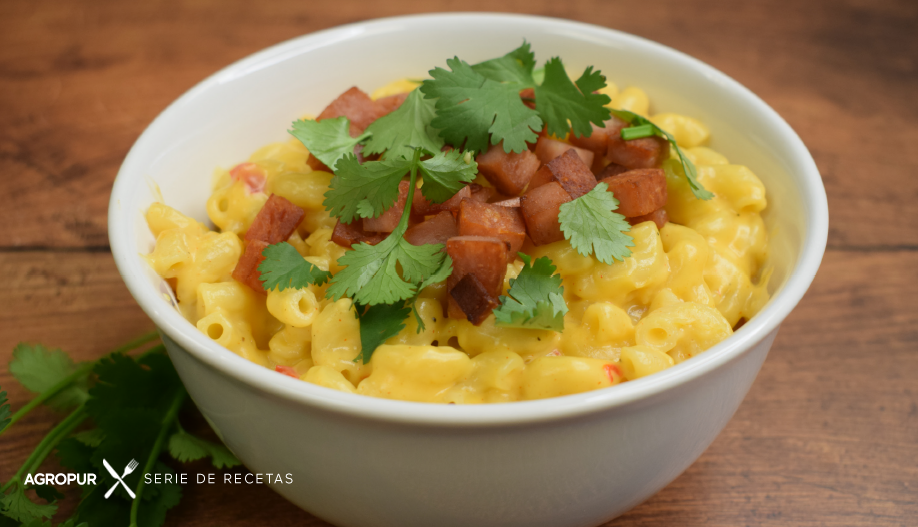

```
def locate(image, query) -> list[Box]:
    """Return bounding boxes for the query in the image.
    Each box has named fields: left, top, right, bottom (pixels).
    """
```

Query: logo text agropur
left=23, top=458, right=138, bottom=499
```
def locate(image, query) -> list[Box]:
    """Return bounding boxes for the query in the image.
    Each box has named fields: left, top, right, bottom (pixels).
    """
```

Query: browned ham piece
left=527, top=149, right=597, bottom=199
left=468, top=183, right=496, bottom=204
left=412, top=185, right=471, bottom=217
left=331, top=220, right=387, bottom=248
left=534, top=137, right=594, bottom=168
left=600, top=168, right=668, bottom=218
left=307, top=87, right=383, bottom=171
left=446, top=236, right=509, bottom=324
left=364, top=180, right=411, bottom=233
left=627, top=207, right=669, bottom=229
left=457, top=199, right=527, bottom=259
left=607, top=132, right=669, bottom=169
left=519, top=182, right=572, bottom=246
left=476, top=142, right=541, bottom=196
left=232, top=239, right=270, bottom=294
left=449, top=273, right=500, bottom=326
left=569, top=117, right=628, bottom=155
left=244, top=194, right=305, bottom=244
left=404, top=211, right=458, bottom=246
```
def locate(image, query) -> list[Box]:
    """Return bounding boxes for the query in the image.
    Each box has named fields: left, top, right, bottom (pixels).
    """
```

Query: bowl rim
left=109, top=12, right=828, bottom=427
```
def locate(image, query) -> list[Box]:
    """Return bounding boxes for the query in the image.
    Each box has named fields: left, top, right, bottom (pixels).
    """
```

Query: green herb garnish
left=258, top=242, right=331, bottom=291
left=558, top=182, right=635, bottom=264
left=421, top=41, right=612, bottom=153
left=289, top=116, right=369, bottom=170
left=494, top=253, right=568, bottom=331
left=362, top=89, right=443, bottom=160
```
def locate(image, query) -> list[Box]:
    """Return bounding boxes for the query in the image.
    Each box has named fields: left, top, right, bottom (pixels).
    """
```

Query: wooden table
left=1, top=0, right=915, bottom=525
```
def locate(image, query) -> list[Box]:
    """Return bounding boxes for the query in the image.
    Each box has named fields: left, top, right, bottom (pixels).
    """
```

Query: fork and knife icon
left=103, top=458, right=139, bottom=499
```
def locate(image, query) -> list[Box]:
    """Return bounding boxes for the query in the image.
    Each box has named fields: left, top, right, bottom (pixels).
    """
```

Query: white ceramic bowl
left=109, top=13, right=828, bottom=527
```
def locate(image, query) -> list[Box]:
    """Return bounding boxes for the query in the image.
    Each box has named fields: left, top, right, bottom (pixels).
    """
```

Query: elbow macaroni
left=143, top=79, right=771, bottom=404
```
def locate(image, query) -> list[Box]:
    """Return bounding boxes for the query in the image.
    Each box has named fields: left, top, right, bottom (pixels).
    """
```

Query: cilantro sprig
left=1, top=333, right=240, bottom=527
left=363, top=89, right=444, bottom=160
left=326, top=148, right=473, bottom=306
left=421, top=41, right=612, bottom=153
left=559, top=182, right=635, bottom=264
left=494, top=254, right=568, bottom=331
left=289, top=116, right=370, bottom=171
left=258, top=242, right=331, bottom=292
left=609, top=108, right=713, bottom=200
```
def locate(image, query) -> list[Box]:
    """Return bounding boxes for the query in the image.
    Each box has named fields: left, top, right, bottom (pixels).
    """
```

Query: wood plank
left=0, top=0, right=915, bottom=248
left=0, top=249, right=915, bottom=525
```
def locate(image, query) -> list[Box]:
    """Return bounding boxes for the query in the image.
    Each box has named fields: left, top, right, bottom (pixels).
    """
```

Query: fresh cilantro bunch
left=609, top=108, right=713, bottom=200
left=559, top=182, right=635, bottom=265
left=0, top=335, right=240, bottom=527
left=420, top=41, right=612, bottom=153
left=494, top=254, right=568, bottom=331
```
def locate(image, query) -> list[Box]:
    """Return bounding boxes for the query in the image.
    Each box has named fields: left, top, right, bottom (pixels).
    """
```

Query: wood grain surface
left=1, top=0, right=915, bottom=526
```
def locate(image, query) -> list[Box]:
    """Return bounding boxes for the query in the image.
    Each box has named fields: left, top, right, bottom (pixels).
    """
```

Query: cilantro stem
left=398, top=147, right=423, bottom=232
left=0, top=403, right=88, bottom=494
left=620, top=123, right=655, bottom=140
left=129, top=386, right=185, bottom=527
left=1, top=330, right=160, bottom=437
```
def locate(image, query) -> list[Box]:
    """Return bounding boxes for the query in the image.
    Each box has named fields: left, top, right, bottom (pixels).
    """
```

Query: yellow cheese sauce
left=144, top=80, right=771, bottom=403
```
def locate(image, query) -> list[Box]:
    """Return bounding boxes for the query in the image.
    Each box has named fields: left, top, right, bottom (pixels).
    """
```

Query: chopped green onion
left=620, top=123, right=655, bottom=140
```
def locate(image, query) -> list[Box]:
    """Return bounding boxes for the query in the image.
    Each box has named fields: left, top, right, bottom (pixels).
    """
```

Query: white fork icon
left=103, top=458, right=138, bottom=499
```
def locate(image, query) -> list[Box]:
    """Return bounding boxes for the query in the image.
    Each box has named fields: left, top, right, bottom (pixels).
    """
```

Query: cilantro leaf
left=558, top=182, right=635, bottom=264
left=258, top=242, right=331, bottom=291
left=323, top=154, right=408, bottom=222
left=0, top=390, right=9, bottom=434
left=0, top=487, right=57, bottom=523
left=363, top=89, right=443, bottom=160
left=288, top=117, right=369, bottom=170
left=30, top=485, right=63, bottom=504
left=417, top=148, right=478, bottom=203
left=71, top=428, right=105, bottom=447
left=534, top=58, right=611, bottom=138
left=609, top=108, right=713, bottom=200
left=168, top=429, right=240, bottom=469
left=9, top=344, right=89, bottom=410
left=494, top=254, right=568, bottom=331
left=328, top=234, right=447, bottom=305
left=356, top=302, right=411, bottom=363
left=421, top=57, right=542, bottom=154
left=471, top=41, right=536, bottom=85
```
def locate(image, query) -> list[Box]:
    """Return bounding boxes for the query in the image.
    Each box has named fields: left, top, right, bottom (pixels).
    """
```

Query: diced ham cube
left=569, top=116, right=628, bottom=154
left=331, top=220, right=387, bottom=248
left=494, top=198, right=520, bottom=207
left=627, top=207, right=669, bottom=229
left=527, top=149, right=597, bottom=199
left=607, top=132, right=669, bottom=169
left=476, top=142, right=541, bottom=196
left=457, top=200, right=527, bottom=259
left=519, top=182, right=572, bottom=246
left=404, top=211, right=458, bottom=246
left=364, top=180, right=410, bottom=233
left=596, top=162, right=629, bottom=180
left=534, top=137, right=594, bottom=168
left=449, top=273, right=500, bottom=326
left=446, top=236, right=508, bottom=323
left=245, top=194, right=305, bottom=244
left=600, top=168, right=668, bottom=218
left=229, top=162, right=266, bottom=193
left=232, top=239, right=270, bottom=294
left=468, top=183, right=496, bottom=204
left=375, top=91, right=411, bottom=116
left=413, top=185, right=471, bottom=217
left=331, top=218, right=389, bottom=247
left=307, top=87, right=383, bottom=171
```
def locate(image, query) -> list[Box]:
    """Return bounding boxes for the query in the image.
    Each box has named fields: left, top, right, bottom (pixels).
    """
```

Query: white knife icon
left=103, top=458, right=138, bottom=499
